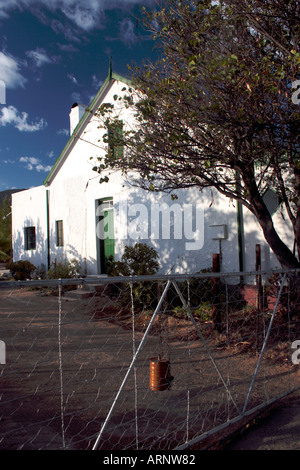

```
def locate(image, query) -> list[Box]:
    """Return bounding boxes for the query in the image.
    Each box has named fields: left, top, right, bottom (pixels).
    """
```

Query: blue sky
left=0, top=0, right=156, bottom=191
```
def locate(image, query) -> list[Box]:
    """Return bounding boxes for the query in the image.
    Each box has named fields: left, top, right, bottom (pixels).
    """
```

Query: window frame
left=55, top=220, right=64, bottom=247
left=24, top=226, right=36, bottom=251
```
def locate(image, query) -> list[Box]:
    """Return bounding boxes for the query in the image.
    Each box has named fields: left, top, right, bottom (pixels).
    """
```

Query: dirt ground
left=0, top=284, right=299, bottom=450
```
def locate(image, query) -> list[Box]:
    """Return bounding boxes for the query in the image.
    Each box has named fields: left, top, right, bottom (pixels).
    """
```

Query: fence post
left=242, top=273, right=287, bottom=413
left=212, top=253, right=222, bottom=332
left=92, top=279, right=172, bottom=451
left=58, top=280, right=66, bottom=450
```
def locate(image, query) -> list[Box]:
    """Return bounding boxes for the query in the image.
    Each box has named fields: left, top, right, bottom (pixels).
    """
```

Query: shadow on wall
left=12, top=216, right=95, bottom=276
left=12, top=195, right=289, bottom=277
left=117, top=185, right=291, bottom=274
left=13, top=217, right=46, bottom=267
left=115, top=186, right=247, bottom=274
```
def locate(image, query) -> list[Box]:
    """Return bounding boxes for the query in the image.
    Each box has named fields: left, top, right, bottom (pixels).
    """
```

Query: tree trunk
left=256, top=214, right=300, bottom=269
left=242, top=167, right=300, bottom=270
left=295, top=205, right=300, bottom=263
left=293, top=167, right=300, bottom=263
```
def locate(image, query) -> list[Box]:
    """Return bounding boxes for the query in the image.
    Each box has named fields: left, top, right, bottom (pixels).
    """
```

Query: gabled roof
left=43, top=68, right=132, bottom=186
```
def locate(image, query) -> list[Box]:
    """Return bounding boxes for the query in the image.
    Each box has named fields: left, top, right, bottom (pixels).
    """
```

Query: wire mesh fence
left=0, top=269, right=299, bottom=450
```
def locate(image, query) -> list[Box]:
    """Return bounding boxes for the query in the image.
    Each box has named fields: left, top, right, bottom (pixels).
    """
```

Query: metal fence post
left=242, top=273, right=287, bottom=413
left=92, top=279, right=172, bottom=451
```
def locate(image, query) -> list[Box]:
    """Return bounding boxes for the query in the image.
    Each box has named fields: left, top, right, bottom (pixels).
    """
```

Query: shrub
left=0, top=249, right=10, bottom=263
left=7, top=260, right=36, bottom=281
left=169, top=268, right=214, bottom=309
left=48, top=258, right=81, bottom=279
left=107, top=243, right=160, bottom=277
left=194, top=302, right=213, bottom=321
left=107, top=243, right=160, bottom=311
left=33, top=263, right=47, bottom=280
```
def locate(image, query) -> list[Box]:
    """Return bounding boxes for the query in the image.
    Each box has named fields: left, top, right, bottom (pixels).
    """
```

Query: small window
left=262, top=188, right=282, bottom=216
left=99, top=199, right=113, bottom=212
left=24, top=227, right=36, bottom=250
left=56, top=220, right=64, bottom=247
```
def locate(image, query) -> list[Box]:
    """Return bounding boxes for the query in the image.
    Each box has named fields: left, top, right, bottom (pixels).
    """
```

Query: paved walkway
left=225, top=392, right=300, bottom=450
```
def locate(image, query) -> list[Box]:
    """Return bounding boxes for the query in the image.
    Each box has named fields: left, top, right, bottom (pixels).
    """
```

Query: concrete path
left=225, top=393, right=300, bottom=450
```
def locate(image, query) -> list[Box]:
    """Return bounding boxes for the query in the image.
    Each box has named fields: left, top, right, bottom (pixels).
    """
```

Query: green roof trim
left=43, top=70, right=132, bottom=186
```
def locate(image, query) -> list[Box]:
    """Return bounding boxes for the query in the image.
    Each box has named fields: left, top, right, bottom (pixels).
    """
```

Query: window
left=262, top=188, right=282, bottom=216
left=56, top=220, right=64, bottom=247
left=24, top=226, right=36, bottom=250
left=108, top=120, right=123, bottom=159
left=99, top=199, right=113, bottom=212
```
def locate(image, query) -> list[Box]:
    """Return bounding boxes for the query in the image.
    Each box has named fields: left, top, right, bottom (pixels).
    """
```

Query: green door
left=96, top=199, right=115, bottom=274
left=103, top=207, right=115, bottom=261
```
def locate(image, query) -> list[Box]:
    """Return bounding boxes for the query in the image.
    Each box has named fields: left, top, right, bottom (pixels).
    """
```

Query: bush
left=33, top=263, right=47, bottom=280
left=7, top=260, right=36, bottom=281
left=0, top=249, right=10, bottom=263
left=169, top=268, right=214, bottom=309
left=107, top=243, right=160, bottom=311
left=48, top=258, right=81, bottom=279
left=194, top=302, right=213, bottom=321
left=107, top=243, right=160, bottom=277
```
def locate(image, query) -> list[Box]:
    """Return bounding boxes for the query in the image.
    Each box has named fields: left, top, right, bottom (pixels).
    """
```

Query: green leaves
left=99, top=176, right=109, bottom=184
left=98, top=102, right=114, bottom=117
left=92, top=0, right=300, bottom=267
left=0, top=196, right=11, bottom=261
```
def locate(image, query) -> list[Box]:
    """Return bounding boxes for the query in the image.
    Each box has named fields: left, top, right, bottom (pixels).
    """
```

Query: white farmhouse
left=11, top=69, right=294, bottom=276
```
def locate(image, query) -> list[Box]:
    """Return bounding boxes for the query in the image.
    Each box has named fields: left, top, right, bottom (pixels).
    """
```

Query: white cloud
left=60, top=2, right=102, bottom=31
left=57, top=128, right=69, bottom=136
left=57, top=43, right=78, bottom=52
left=71, top=92, right=81, bottom=102
left=0, top=0, right=155, bottom=31
left=25, top=48, right=54, bottom=67
left=20, top=156, right=39, bottom=166
left=55, top=0, right=154, bottom=31
left=119, top=18, right=137, bottom=47
left=92, top=74, right=103, bottom=90
left=50, top=18, right=82, bottom=42
left=68, top=73, right=79, bottom=85
left=0, top=52, right=27, bottom=89
left=0, top=105, right=47, bottom=132
left=19, top=156, right=52, bottom=172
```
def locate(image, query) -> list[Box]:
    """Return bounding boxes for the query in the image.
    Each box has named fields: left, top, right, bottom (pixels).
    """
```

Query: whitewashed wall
left=11, top=78, right=294, bottom=276
left=12, top=185, right=48, bottom=267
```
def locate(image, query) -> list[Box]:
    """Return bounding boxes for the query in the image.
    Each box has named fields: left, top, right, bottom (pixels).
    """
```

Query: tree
left=94, top=0, right=300, bottom=269
left=0, top=196, right=12, bottom=262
